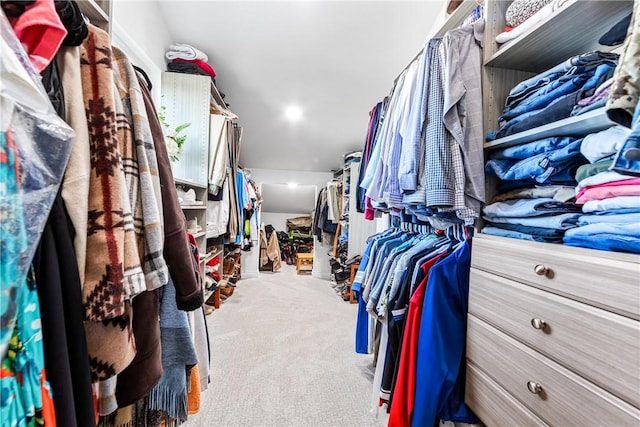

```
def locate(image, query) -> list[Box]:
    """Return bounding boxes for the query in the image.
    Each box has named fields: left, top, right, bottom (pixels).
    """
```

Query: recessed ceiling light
left=284, top=106, right=303, bottom=122
left=287, top=182, right=298, bottom=188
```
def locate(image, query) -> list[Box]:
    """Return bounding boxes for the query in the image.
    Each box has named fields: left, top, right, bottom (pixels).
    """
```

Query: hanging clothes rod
left=392, top=0, right=482, bottom=84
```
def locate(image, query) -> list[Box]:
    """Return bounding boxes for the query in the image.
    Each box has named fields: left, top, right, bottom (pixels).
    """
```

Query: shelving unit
left=78, top=0, right=111, bottom=33
left=485, top=0, right=632, bottom=72
left=432, top=0, right=478, bottom=37
left=465, top=0, right=640, bottom=424
left=175, top=178, right=207, bottom=257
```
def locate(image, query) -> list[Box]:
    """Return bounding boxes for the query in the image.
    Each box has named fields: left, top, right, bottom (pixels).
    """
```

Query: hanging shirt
left=412, top=241, right=478, bottom=426
left=398, top=39, right=434, bottom=194
left=443, top=19, right=486, bottom=217
left=385, top=254, right=444, bottom=426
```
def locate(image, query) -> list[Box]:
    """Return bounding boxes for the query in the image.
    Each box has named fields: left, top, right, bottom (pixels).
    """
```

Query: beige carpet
left=186, top=264, right=388, bottom=427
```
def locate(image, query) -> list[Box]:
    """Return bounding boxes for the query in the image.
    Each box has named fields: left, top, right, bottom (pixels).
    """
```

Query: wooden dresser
left=464, top=0, right=640, bottom=424
left=466, top=235, right=640, bottom=425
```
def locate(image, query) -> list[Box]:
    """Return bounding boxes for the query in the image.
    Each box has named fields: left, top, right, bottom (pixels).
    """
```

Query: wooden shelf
left=484, top=108, right=615, bottom=150
left=486, top=0, right=633, bottom=73
left=78, top=0, right=109, bottom=31
left=202, top=249, right=223, bottom=264
left=180, top=204, right=206, bottom=210
left=175, top=178, right=207, bottom=189
left=432, top=0, right=479, bottom=37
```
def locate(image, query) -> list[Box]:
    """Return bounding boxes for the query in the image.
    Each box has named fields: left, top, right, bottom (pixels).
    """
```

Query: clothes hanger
left=133, top=65, right=152, bottom=90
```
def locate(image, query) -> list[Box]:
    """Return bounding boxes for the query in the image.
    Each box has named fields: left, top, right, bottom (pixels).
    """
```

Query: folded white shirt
left=582, top=196, right=640, bottom=213
left=577, top=170, right=638, bottom=191
left=165, top=43, right=208, bottom=62
left=580, top=125, right=631, bottom=163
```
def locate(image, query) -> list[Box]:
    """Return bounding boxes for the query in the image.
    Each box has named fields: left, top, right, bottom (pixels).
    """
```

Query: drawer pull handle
left=527, top=381, right=543, bottom=394
left=534, top=264, right=548, bottom=276
left=531, top=318, right=548, bottom=330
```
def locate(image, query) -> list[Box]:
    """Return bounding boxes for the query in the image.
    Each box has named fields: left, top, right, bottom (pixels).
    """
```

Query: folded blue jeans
left=486, top=139, right=586, bottom=184
left=505, top=51, right=619, bottom=108
left=483, top=212, right=581, bottom=229
left=496, top=92, right=582, bottom=139
left=485, top=222, right=566, bottom=242
left=500, top=75, right=590, bottom=124
left=482, top=226, right=539, bottom=242
left=563, top=233, right=640, bottom=254
left=565, top=222, right=640, bottom=238
left=578, top=213, right=640, bottom=226
left=483, top=197, right=582, bottom=218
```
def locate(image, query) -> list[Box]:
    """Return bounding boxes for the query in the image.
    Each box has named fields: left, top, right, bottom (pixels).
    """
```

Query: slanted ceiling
left=157, top=1, right=443, bottom=173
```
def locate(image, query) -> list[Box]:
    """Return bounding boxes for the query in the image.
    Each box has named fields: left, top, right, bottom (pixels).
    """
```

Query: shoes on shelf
left=186, top=218, right=202, bottom=234
left=220, top=287, right=234, bottom=296
left=177, top=187, right=198, bottom=205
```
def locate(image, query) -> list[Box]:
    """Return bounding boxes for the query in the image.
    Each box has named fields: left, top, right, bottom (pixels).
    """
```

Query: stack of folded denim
left=564, top=126, right=640, bottom=253
left=485, top=135, right=588, bottom=192
left=487, top=51, right=619, bottom=141
left=481, top=196, right=582, bottom=243
left=570, top=78, right=614, bottom=117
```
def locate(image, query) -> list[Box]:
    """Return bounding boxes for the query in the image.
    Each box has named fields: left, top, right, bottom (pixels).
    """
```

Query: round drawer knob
left=527, top=381, right=543, bottom=394
left=531, top=318, right=548, bottom=330
left=534, top=264, right=548, bottom=276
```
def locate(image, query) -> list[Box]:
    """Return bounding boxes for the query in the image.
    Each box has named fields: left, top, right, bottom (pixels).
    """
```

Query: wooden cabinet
left=465, top=0, right=640, bottom=425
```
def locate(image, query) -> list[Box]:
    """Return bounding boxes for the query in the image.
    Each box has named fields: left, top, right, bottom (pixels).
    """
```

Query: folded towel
left=165, top=43, right=208, bottom=62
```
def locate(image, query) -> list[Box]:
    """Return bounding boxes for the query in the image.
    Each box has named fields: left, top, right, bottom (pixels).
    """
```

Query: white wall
left=111, top=1, right=173, bottom=103
left=243, top=168, right=333, bottom=279
left=261, top=212, right=311, bottom=232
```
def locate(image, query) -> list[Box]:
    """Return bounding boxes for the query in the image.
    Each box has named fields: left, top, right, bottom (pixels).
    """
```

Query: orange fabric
left=41, top=372, right=57, bottom=427
left=187, top=365, right=201, bottom=415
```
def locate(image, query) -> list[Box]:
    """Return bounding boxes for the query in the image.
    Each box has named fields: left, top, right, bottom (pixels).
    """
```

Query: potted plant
left=158, top=105, right=191, bottom=162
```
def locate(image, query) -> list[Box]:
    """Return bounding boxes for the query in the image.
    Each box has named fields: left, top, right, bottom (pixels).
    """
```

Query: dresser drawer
left=469, top=268, right=640, bottom=407
left=466, top=315, right=640, bottom=426
left=466, top=362, right=548, bottom=427
left=471, top=235, right=640, bottom=319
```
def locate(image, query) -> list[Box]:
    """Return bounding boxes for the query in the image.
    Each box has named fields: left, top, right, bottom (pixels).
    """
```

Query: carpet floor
left=185, top=264, right=388, bottom=427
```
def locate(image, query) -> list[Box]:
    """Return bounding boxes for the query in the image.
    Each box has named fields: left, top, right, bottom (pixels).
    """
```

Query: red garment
left=8, top=0, right=67, bottom=72
left=388, top=255, right=442, bottom=427
left=171, top=58, right=216, bottom=78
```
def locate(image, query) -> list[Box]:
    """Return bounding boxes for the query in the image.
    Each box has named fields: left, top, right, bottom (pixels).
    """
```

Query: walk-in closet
left=1, top=0, right=638, bottom=426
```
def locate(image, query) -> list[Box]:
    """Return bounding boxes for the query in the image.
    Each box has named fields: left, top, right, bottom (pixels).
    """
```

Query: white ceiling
left=157, top=1, right=444, bottom=173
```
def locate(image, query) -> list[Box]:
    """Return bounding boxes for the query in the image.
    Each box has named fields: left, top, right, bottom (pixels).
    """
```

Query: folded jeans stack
left=486, top=135, right=588, bottom=191
left=481, top=197, right=582, bottom=243
left=487, top=51, right=619, bottom=141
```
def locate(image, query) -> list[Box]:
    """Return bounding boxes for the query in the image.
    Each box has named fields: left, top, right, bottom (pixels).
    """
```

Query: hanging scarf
left=148, top=277, right=198, bottom=422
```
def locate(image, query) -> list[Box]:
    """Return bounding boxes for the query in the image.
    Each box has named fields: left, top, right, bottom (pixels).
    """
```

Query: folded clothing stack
left=485, top=135, right=588, bottom=190
left=496, top=1, right=630, bottom=48
left=565, top=126, right=640, bottom=253
left=165, top=43, right=217, bottom=80
left=482, top=134, right=589, bottom=243
left=482, top=195, right=581, bottom=243
left=487, top=51, right=619, bottom=141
